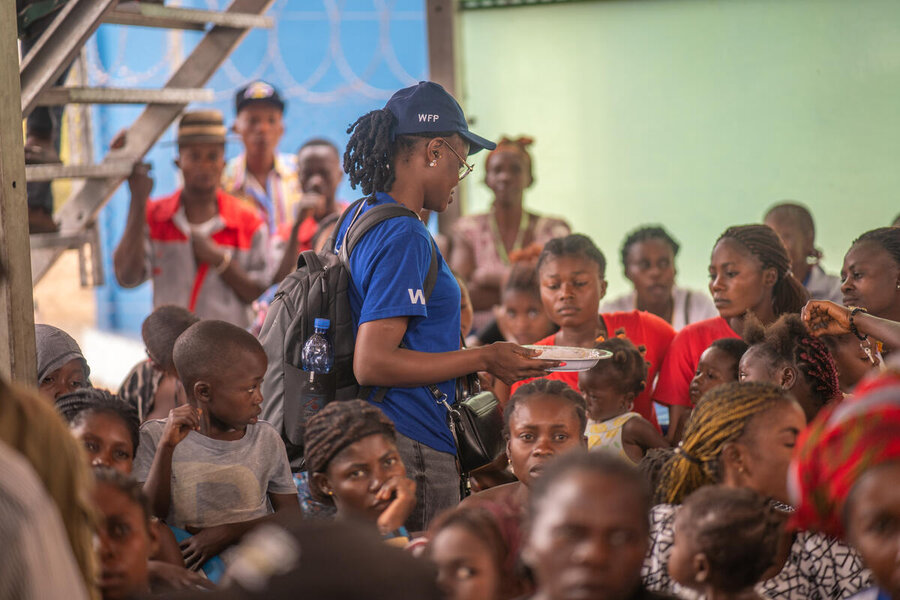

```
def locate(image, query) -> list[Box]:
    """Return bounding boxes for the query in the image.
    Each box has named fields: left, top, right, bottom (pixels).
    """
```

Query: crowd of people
left=4, top=78, right=900, bottom=600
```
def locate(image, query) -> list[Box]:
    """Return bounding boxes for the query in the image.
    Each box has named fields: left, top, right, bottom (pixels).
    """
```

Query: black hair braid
left=56, top=388, right=140, bottom=454
left=304, top=400, right=396, bottom=504
left=681, top=486, right=782, bottom=594
left=717, top=224, right=808, bottom=315
left=619, top=225, right=681, bottom=270
left=344, top=108, right=398, bottom=196
left=853, top=227, right=900, bottom=267
left=504, top=378, right=587, bottom=439
left=537, top=234, right=607, bottom=277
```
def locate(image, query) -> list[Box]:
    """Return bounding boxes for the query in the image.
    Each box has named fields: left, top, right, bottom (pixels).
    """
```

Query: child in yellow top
left=579, top=337, right=669, bottom=463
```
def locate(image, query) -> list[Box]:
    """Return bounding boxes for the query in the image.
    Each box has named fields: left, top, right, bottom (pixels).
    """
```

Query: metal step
left=35, top=86, right=215, bottom=106
left=25, top=162, right=134, bottom=182
left=104, top=2, right=273, bottom=30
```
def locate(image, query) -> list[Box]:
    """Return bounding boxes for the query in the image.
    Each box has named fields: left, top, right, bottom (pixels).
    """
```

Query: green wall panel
left=458, top=0, right=900, bottom=296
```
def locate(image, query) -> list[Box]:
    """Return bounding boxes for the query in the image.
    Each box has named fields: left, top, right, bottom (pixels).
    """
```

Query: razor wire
left=84, top=0, right=425, bottom=104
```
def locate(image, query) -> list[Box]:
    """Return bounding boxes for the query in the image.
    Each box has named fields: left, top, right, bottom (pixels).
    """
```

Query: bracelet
left=215, top=250, right=233, bottom=275
left=848, top=306, right=868, bottom=341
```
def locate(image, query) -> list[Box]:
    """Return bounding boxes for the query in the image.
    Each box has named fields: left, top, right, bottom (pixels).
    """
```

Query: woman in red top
left=655, top=224, right=807, bottom=441
left=510, top=234, right=676, bottom=431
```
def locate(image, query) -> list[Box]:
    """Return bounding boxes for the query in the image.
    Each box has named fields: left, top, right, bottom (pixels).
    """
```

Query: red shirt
left=654, top=317, right=740, bottom=408
left=510, top=310, right=676, bottom=431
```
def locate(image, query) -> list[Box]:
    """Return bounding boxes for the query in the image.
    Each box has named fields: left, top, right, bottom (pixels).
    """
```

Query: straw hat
left=177, top=110, right=227, bottom=146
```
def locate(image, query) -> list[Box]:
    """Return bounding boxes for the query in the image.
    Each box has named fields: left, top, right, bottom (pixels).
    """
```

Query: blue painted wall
left=92, top=0, right=428, bottom=335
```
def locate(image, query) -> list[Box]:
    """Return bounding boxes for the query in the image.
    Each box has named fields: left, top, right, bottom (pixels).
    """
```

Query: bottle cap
left=314, top=318, right=330, bottom=330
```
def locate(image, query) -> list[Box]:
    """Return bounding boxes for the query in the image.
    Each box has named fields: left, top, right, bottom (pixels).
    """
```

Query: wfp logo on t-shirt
left=408, top=288, right=426, bottom=305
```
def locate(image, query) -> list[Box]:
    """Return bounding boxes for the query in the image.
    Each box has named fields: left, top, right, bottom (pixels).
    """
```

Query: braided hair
left=56, top=387, right=140, bottom=454
left=343, top=108, right=456, bottom=197
left=305, top=400, right=397, bottom=504
left=716, top=224, right=808, bottom=315
left=743, top=314, right=841, bottom=418
left=504, top=378, right=587, bottom=439
left=852, top=227, right=900, bottom=267
left=588, top=337, right=648, bottom=396
left=620, top=225, right=681, bottom=271
left=537, top=234, right=606, bottom=278
left=659, top=381, right=794, bottom=505
left=678, top=486, right=783, bottom=594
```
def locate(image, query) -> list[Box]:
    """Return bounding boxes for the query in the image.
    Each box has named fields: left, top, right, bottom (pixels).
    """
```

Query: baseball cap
left=235, top=80, right=285, bottom=114
left=385, top=81, right=495, bottom=155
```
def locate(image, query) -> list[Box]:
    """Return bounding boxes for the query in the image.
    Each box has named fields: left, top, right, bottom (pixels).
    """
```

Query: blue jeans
left=395, top=432, right=460, bottom=532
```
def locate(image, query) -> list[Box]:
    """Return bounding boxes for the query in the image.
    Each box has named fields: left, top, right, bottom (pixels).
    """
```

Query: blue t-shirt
left=335, top=192, right=461, bottom=454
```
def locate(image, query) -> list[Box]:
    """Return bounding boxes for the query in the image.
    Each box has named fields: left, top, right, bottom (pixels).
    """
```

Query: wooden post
left=426, top=0, right=463, bottom=235
left=0, top=4, right=37, bottom=383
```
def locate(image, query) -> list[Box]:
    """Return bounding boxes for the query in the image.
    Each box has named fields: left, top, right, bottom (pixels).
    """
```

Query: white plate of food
left=524, top=345, right=612, bottom=372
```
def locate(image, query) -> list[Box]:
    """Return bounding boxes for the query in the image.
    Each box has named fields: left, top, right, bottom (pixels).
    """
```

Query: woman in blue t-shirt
left=336, top=81, right=557, bottom=532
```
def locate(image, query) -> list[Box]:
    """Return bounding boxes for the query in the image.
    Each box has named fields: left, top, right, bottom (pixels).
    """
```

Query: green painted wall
left=457, top=0, right=900, bottom=296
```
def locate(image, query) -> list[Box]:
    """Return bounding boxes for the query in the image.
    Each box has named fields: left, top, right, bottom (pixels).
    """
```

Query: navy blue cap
left=385, top=81, right=495, bottom=155
left=235, top=81, right=285, bottom=114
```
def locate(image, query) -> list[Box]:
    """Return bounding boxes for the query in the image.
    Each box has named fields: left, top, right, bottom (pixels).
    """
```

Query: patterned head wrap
left=788, top=368, right=900, bottom=539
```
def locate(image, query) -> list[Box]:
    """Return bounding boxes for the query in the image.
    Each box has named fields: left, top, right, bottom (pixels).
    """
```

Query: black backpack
left=259, top=197, right=438, bottom=469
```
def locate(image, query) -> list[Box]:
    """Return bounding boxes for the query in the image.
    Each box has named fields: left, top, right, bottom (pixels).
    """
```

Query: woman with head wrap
left=35, top=324, right=90, bottom=400
left=789, top=368, right=900, bottom=600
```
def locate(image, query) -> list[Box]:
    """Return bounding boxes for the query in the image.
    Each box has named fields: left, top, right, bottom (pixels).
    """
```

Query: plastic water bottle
left=302, top=318, right=334, bottom=375
left=300, top=318, right=334, bottom=423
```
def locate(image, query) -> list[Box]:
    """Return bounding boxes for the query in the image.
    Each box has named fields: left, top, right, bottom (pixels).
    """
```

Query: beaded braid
left=56, top=387, right=140, bottom=454
left=659, top=381, right=792, bottom=505
left=304, top=399, right=396, bottom=504
left=717, top=224, right=808, bottom=315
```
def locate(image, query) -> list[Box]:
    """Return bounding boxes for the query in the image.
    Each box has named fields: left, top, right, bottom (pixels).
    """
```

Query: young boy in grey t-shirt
left=133, top=320, right=299, bottom=570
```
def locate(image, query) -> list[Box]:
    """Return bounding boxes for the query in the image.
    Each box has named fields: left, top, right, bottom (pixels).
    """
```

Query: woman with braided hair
left=450, top=136, right=569, bottom=332
left=840, top=227, right=900, bottom=323
left=306, top=400, right=416, bottom=541
left=643, top=381, right=871, bottom=600
left=335, top=82, right=558, bottom=531
left=739, top=313, right=842, bottom=421
left=655, top=224, right=809, bottom=442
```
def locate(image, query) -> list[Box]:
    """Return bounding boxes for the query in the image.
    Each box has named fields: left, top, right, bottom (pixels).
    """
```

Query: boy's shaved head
left=173, top=320, right=265, bottom=392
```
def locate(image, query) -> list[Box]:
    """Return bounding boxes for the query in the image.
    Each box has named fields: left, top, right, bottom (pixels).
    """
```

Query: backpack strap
left=338, top=202, right=441, bottom=404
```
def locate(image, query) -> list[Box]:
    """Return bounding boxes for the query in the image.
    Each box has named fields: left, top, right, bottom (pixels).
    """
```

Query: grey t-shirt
left=133, top=419, right=296, bottom=529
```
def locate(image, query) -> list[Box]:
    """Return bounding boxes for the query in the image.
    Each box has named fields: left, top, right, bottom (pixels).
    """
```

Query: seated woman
left=644, top=381, right=871, bottom=600
left=35, top=323, right=90, bottom=401
left=305, top=400, right=416, bottom=541
left=56, top=388, right=213, bottom=591
left=511, top=234, right=677, bottom=432
left=602, top=226, right=718, bottom=330
left=450, top=136, right=570, bottom=333
left=91, top=467, right=158, bottom=600
left=764, top=202, right=843, bottom=303
left=790, top=369, right=900, bottom=600
left=523, top=450, right=677, bottom=600
left=655, top=224, right=808, bottom=442
left=740, top=313, right=843, bottom=421
left=462, top=378, right=587, bottom=519
left=427, top=502, right=525, bottom=600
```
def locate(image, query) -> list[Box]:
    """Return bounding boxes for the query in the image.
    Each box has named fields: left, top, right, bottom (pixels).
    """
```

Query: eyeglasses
left=440, top=139, right=474, bottom=181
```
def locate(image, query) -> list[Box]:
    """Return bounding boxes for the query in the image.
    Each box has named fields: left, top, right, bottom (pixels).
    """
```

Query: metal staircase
left=23, top=0, right=275, bottom=285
